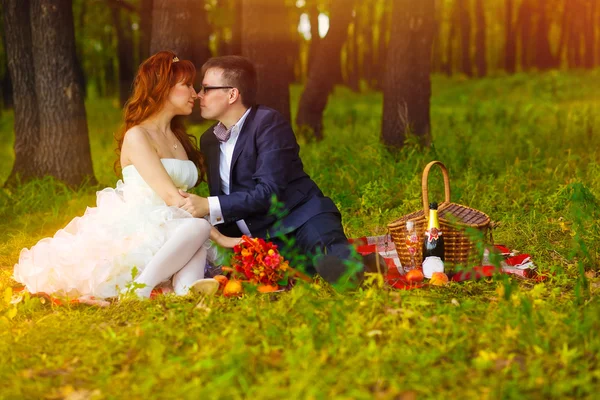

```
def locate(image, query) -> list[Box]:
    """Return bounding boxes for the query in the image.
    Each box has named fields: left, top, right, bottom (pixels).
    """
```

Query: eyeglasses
left=198, top=85, right=234, bottom=95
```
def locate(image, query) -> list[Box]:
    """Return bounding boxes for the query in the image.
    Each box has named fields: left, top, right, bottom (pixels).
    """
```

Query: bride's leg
left=133, top=218, right=211, bottom=298
left=172, top=245, right=207, bottom=295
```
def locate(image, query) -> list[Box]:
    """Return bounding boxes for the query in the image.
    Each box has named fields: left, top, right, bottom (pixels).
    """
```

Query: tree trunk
left=381, top=0, right=434, bottom=149
left=445, top=0, right=460, bottom=76
left=595, top=0, right=599, bottom=67
left=189, top=0, right=211, bottom=123
left=242, top=0, right=291, bottom=121
left=111, top=5, right=135, bottom=106
left=555, top=0, right=570, bottom=68
left=307, top=0, right=320, bottom=74
left=534, top=0, right=555, bottom=70
left=583, top=0, right=595, bottom=68
left=504, top=0, right=516, bottom=73
left=139, top=0, right=153, bottom=62
left=431, top=0, right=444, bottom=74
left=73, top=0, right=87, bottom=98
left=457, top=0, right=472, bottom=76
left=362, top=1, right=375, bottom=87
left=474, top=0, right=487, bottom=77
left=376, top=0, right=392, bottom=87
left=517, top=0, right=533, bottom=70
left=2, top=0, right=40, bottom=185
left=229, top=0, right=242, bottom=55
left=190, top=1, right=212, bottom=73
left=568, top=0, right=582, bottom=68
left=346, top=21, right=360, bottom=92
left=295, top=0, right=355, bottom=140
left=28, top=0, right=95, bottom=186
left=150, top=0, right=196, bottom=59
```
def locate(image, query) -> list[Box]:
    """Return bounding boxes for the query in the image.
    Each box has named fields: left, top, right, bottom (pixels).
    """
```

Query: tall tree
left=376, top=0, right=392, bottom=86
left=567, top=0, right=583, bottom=68
left=242, top=0, right=291, bottom=120
left=534, top=0, right=556, bottom=70
left=474, top=0, right=487, bottom=77
left=229, top=0, right=242, bottom=55
left=295, top=0, right=355, bottom=140
left=431, top=0, right=445, bottom=74
left=110, top=4, right=135, bottom=106
left=504, top=0, right=516, bottom=73
left=139, top=0, right=154, bottom=62
left=306, top=0, right=321, bottom=74
left=516, top=0, right=533, bottom=70
left=29, top=0, right=95, bottom=185
left=381, top=0, right=434, bottom=149
left=345, top=21, right=360, bottom=92
left=191, top=0, right=212, bottom=73
left=2, top=0, right=40, bottom=184
left=457, top=0, right=472, bottom=76
left=150, top=0, right=211, bottom=123
left=359, top=0, right=376, bottom=87
left=445, top=0, right=460, bottom=75
left=3, top=0, right=95, bottom=185
left=150, top=0, right=197, bottom=59
left=583, top=0, right=595, bottom=68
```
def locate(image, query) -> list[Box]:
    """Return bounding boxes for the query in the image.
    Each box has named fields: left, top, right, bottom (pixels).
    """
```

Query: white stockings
left=133, top=218, right=211, bottom=298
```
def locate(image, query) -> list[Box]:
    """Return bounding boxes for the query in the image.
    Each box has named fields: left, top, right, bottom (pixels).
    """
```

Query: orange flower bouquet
left=218, top=235, right=298, bottom=296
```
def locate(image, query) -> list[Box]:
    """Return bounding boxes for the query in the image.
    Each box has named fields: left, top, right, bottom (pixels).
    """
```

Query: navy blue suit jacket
left=200, top=105, right=340, bottom=238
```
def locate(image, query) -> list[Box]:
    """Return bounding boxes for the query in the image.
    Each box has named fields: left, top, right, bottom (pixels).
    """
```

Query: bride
left=13, top=51, right=240, bottom=300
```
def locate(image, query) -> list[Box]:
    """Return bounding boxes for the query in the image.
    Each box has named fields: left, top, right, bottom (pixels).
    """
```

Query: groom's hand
left=178, top=190, right=209, bottom=218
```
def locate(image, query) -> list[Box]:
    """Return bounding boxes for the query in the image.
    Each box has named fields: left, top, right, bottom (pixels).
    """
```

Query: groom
left=181, top=55, right=383, bottom=286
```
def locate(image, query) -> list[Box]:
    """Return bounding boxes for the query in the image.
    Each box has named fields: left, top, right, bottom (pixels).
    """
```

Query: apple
left=430, top=272, right=449, bottom=286
left=223, top=280, right=243, bottom=297
left=405, top=269, right=424, bottom=283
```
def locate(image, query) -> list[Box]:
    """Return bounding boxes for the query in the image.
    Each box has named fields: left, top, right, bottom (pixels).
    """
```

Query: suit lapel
left=205, top=129, right=221, bottom=196
left=229, top=106, right=258, bottom=183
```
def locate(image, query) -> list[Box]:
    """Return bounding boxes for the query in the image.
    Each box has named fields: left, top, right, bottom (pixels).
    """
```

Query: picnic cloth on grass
left=348, top=235, right=538, bottom=289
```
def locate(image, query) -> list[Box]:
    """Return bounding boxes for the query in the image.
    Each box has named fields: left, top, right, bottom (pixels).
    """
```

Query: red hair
left=114, top=51, right=205, bottom=182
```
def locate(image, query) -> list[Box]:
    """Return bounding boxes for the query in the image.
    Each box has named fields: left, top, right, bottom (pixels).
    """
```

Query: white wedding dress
left=14, top=158, right=213, bottom=299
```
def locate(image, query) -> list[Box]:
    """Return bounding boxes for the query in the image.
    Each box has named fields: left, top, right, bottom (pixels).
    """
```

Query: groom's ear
left=228, top=88, right=240, bottom=105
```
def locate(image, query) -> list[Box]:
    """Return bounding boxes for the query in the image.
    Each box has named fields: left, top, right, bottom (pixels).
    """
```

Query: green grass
left=1, top=70, right=600, bottom=399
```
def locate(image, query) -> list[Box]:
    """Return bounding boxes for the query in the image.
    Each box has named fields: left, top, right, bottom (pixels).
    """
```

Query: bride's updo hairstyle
left=115, top=50, right=205, bottom=181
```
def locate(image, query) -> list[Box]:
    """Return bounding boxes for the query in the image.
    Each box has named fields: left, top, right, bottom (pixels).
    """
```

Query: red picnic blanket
left=348, top=235, right=538, bottom=289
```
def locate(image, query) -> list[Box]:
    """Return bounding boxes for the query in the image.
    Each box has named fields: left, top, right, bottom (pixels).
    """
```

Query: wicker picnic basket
left=388, top=161, right=492, bottom=269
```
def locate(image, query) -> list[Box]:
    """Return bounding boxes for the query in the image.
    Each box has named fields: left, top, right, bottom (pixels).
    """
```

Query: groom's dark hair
left=201, top=56, right=257, bottom=108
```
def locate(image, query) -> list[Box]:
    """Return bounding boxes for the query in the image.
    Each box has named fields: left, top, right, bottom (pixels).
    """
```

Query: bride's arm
left=121, top=127, right=186, bottom=207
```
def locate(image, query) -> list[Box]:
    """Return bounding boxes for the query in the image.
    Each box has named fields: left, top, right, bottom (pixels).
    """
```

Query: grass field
left=1, top=70, right=600, bottom=399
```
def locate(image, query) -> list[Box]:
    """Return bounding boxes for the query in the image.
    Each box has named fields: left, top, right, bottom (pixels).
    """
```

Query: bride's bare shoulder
left=121, top=126, right=156, bottom=166
left=123, top=126, right=150, bottom=145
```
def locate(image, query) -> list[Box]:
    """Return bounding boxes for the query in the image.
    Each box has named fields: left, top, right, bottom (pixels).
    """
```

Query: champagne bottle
left=422, top=202, right=445, bottom=278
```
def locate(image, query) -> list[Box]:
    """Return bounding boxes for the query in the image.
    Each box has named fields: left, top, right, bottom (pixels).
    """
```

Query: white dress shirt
left=207, top=108, right=252, bottom=236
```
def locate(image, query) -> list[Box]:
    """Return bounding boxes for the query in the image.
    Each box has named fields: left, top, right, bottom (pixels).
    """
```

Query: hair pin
left=173, top=56, right=180, bottom=63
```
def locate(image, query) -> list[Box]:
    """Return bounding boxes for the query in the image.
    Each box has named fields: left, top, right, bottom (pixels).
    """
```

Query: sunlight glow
left=297, top=12, right=330, bottom=40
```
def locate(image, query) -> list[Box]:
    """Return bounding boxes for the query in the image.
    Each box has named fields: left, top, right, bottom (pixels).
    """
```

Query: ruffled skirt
left=13, top=180, right=195, bottom=299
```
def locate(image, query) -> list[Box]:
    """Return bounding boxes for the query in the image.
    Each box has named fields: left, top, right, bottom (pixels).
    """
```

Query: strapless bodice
left=122, top=158, right=198, bottom=191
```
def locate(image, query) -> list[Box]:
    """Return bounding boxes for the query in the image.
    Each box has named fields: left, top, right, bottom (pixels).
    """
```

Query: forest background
left=1, top=0, right=600, bottom=398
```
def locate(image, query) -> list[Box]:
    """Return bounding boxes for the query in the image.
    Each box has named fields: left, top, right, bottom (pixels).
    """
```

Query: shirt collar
left=225, top=107, right=251, bottom=143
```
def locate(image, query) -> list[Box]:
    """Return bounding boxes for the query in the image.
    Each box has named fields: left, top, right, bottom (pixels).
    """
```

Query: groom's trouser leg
left=274, top=212, right=363, bottom=286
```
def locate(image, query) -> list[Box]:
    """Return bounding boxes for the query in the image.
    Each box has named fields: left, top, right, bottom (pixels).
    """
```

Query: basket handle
left=422, top=161, right=451, bottom=214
